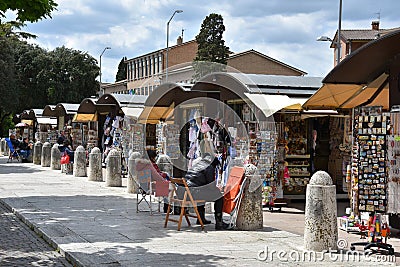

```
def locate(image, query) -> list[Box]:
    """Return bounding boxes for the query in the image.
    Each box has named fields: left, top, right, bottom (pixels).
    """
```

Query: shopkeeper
left=102, top=127, right=113, bottom=164
left=179, top=154, right=229, bottom=230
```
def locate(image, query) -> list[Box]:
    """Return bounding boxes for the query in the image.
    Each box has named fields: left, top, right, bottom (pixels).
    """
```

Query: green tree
left=14, top=40, right=49, bottom=111
left=115, top=56, right=127, bottom=82
left=0, top=0, right=57, bottom=23
left=43, top=46, right=100, bottom=103
left=193, top=13, right=230, bottom=80
left=0, top=36, right=17, bottom=136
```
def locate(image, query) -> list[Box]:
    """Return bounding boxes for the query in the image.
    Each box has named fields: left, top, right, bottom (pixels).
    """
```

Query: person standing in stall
left=102, top=127, right=113, bottom=166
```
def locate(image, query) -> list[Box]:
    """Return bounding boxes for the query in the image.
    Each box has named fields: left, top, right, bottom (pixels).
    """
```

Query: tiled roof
left=339, top=27, right=400, bottom=41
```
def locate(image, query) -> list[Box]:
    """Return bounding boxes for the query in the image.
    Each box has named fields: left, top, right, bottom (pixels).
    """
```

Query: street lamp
left=317, top=0, right=342, bottom=66
left=100, top=46, right=111, bottom=95
left=166, top=9, right=183, bottom=82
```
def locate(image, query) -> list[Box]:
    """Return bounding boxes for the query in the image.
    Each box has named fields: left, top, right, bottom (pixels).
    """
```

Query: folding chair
left=136, top=169, right=154, bottom=213
left=164, top=178, right=206, bottom=231
left=5, top=138, right=21, bottom=163
left=222, top=166, right=246, bottom=229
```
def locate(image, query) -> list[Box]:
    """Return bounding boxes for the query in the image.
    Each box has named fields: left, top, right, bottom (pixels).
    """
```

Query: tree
left=0, top=36, right=17, bottom=136
left=115, top=56, right=127, bottom=82
left=0, top=0, right=57, bottom=23
left=193, top=13, right=230, bottom=80
left=43, top=46, right=100, bottom=103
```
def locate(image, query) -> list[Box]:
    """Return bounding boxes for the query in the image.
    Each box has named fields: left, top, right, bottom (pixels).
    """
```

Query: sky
left=7, top=0, right=400, bottom=83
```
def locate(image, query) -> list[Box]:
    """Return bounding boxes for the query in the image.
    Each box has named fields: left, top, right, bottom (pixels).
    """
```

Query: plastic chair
left=5, top=138, right=20, bottom=163
left=164, top=178, right=205, bottom=231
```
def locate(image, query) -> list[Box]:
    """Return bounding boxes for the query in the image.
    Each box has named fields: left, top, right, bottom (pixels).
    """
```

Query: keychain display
left=353, top=107, right=389, bottom=213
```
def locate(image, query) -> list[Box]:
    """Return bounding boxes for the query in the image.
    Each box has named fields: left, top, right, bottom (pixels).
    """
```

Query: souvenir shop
left=138, top=76, right=337, bottom=205
left=333, top=105, right=400, bottom=254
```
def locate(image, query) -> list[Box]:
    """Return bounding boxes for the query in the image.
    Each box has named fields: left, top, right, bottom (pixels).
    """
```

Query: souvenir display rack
left=71, top=121, right=98, bottom=149
left=353, top=107, right=389, bottom=213
left=131, top=124, right=145, bottom=155
left=283, top=114, right=310, bottom=195
left=156, top=122, right=166, bottom=155
left=165, top=124, right=180, bottom=159
left=387, top=112, right=400, bottom=214
left=85, top=121, right=98, bottom=150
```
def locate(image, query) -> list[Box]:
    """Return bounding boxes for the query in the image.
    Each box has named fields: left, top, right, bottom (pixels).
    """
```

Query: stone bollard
left=156, top=154, right=173, bottom=176
left=236, top=172, right=263, bottom=230
left=73, top=146, right=87, bottom=177
left=41, top=142, right=51, bottom=167
left=51, top=144, right=61, bottom=170
left=304, top=171, right=338, bottom=252
left=127, top=152, right=141, bottom=193
left=106, top=149, right=122, bottom=187
left=33, top=141, right=42, bottom=165
left=88, top=147, right=103, bottom=181
left=0, top=138, right=4, bottom=156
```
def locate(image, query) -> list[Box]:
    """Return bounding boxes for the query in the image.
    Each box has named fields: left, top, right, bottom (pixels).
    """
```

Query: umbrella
left=303, top=28, right=400, bottom=110
left=15, top=122, right=28, bottom=127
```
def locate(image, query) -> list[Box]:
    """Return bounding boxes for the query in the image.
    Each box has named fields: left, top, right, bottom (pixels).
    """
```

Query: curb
left=0, top=197, right=121, bottom=267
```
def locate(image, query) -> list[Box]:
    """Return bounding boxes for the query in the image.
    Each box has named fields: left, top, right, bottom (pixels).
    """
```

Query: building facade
left=120, top=38, right=306, bottom=96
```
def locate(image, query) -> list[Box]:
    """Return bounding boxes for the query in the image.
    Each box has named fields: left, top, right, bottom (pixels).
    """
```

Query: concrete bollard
left=127, top=152, right=142, bottom=193
left=304, top=171, right=338, bottom=252
left=236, top=173, right=263, bottom=230
left=73, top=145, right=87, bottom=177
left=41, top=142, right=51, bottom=167
left=33, top=141, right=42, bottom=165
left=106, top=149, right=122, bottom=187
left=51, top=144, right=61, bottom=170
left=88, top=147, right=103, bottom=181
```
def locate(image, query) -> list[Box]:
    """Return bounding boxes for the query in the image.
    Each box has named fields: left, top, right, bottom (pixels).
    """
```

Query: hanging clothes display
left=387, top=112, right=400, bottom=213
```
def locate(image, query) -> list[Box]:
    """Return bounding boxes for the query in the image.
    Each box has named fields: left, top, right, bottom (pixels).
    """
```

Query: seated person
left=58, top=140, right=74, bottom=162
left=19, top=137, right=33, bottom=161
left=147, top=150, right=169, bottom=180
left=9, top=134, right=20, bottom=151
left=178, top=154, right=228, bottom=230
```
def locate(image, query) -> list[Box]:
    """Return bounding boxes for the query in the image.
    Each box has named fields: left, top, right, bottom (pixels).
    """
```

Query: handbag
left=60, top=152, right=70, bottom=164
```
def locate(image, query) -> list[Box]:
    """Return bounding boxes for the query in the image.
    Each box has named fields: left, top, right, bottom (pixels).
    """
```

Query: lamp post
left=100, top=46, right=111, bottom=95
left=166, top=9, right=183, bottom=82
left=317, top=0, right=342, bottom=66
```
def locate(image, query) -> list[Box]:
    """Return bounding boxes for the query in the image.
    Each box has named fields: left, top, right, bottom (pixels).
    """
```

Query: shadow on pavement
left=0, top=164, right=44, bottom=174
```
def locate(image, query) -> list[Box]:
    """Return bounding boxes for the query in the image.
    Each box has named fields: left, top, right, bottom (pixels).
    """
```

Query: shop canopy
left=42, top=105, right=57, bottom=117
left=77, top=98, right=98, bottom=114
left=244, top=93, right=308, bottom=117
left=36, top=117, right=57, bottom=125
left=73, top=113, right=98, bottom=122
left=303, top=29, right=400, bottom=110
left=121, top=107, right=144, bottom=119
left=43, top=103, right=79, bottom=117
left=96, top=94, right=147, bottom=116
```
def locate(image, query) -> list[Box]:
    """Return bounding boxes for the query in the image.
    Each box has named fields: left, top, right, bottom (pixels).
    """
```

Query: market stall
left=139, top=74, right=322, bottom=205
left=303, top=29, right=400, bottom=244
left=73, top=98, right=98, bottom=150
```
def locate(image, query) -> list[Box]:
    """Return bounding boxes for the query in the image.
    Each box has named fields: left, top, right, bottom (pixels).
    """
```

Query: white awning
left=121, top=107, right=144, bottom=118
left=244, top=93, right=308, bottom=117
left=36, top=117, right=57, bottom=125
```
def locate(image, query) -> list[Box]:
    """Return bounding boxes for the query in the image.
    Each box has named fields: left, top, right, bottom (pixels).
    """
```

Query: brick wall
left=166, top=41, right=198, bottom=68
left=228, top=53, right=303, bottom=76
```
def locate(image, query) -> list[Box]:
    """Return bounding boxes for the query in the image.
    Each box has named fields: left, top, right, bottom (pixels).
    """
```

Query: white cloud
left=20, top=0, right=400, bottom=83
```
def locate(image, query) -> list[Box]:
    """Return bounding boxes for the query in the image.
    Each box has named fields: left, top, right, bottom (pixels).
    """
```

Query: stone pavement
left=0, top=156, right=398, bottom=266
left=0, top=201, right=71, bottom=266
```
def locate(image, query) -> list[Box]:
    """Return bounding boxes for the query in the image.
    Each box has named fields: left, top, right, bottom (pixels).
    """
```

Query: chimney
left=371, top=20, right=379, bottom=30
left=177, top=36, right=183, bottom=45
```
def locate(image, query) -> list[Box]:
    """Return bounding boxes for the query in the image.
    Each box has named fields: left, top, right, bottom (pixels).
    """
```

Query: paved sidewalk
left=0, top=156, right=397, bottom=266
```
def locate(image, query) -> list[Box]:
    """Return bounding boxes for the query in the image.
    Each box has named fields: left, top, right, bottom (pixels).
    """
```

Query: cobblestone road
left=0, top=202, right=71, bottom=267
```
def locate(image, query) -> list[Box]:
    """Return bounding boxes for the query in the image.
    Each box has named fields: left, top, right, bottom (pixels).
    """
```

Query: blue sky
left=7, top=0, right=400, bottom=83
